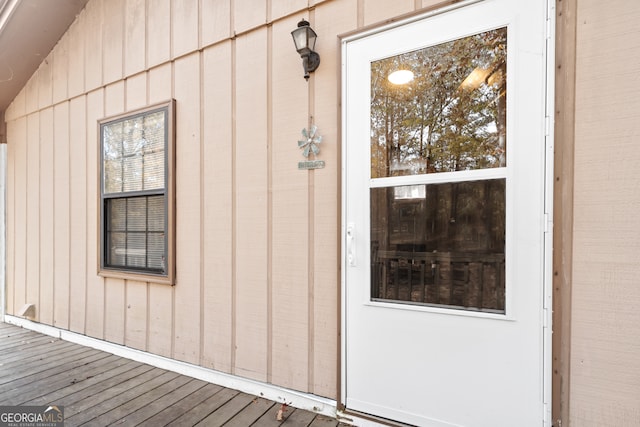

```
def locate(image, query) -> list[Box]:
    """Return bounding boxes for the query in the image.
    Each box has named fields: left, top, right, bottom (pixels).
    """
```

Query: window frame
left=98, top=100, right=176, bottom=285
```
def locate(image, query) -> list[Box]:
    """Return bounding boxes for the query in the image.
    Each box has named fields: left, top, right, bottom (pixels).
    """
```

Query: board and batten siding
left=567, top=1, right=640, bottom=425
left=3, top=0, right=446, bottom=398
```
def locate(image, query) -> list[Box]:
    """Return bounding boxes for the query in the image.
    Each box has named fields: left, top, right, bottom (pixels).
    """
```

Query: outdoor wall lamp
left=291, top=19, right=320, bottom=80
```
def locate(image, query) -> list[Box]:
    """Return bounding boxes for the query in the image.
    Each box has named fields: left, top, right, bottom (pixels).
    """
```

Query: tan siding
left=103, top=0, right=124, bottom=85
left=311, top=0, right=357, bottom=399
left=12, top=118, right=27, bottom=314
left=5, top=121, right=19, bottom=314
left=147, top=0, right=171, bottom=67
left=363, top=0, right=415, bottom=26
left=25, top=74, right=39, bottom=115
left=201, top=41, right=233, bottom=373
left=69, top=96, right=87, bottom=334
left=53, top=103, right=70, bottom=329
left=125, top=0, right=147, bottom=76
left=0, top=0, right=388, bottom=402
left=126, top=72, right=148, bottom=113
left=6, top=121, right=15, bottom=315
left=26, top=114, right=40, bottom=320
left=84, top=89, right=105, bottom=339
left=125, top=281, right=148, bottom=351
left=52, top=35, right=68, bottom=105
left=171, top=0, right=199, bottom=58
left=6, top=87, right=25, bottom=122
left=270, top=16, right=310, bottom=392
left=84, top=0, right=103, bottom=91
left=68, top=14, right=86, bottom=99
left=173, top=53, right=202, bottom=365
left=570, top=2, right=640, bottom=426
left=104, top=278, right=125, bottom=344
left=39, top=108, right=55, bottom=325
left=148, top=283, right=173, bottom=357
left=234, top=0, right=266, bottom=35
left=148, top=63, right=172, bottom=104
left=37, top=55, right=53, bottom=110
left=201, top=0, right=231, bottom=47
left=234, top=28, right=269, bottom=382
left=271, top=0, right=307, bottom=21
left=105, top=81, right=125, bottom=117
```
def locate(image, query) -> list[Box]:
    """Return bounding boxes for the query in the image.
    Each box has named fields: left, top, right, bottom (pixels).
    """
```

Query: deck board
left=0, top=322, right=345, bottom=426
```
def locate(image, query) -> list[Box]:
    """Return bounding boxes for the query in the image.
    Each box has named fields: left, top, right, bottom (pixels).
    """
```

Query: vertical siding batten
left=103, top=0, right=125, bottom=85
left=69, top=96, right=87, bottom=334
left=52, top=103, right=70, bottom=329
left=230, top=14, right=238, bottom=376
left=270, top=15, right=311, bottom=392
left=312, top=0, right=357, bottom=399
left=39, top=108, right=55, bottom=325
left=125, top=0, right=147, bottom=76
left=199, top=40, right=206, bottom=368
left=307, top=9, right=317, bottom=395
left=234, top=27, right=269, bottom=382
left=201, top=41, right=234, bottom=373
left=552, top=0, right=577, bottom=423
left=266, top=4, right=274, bottom=387
left=13, top=118, right=26, bottom=316
left=84, top=0, right=103, bottom=91
left=85, top=89, right=105, bottom=339
left=5, top=120, right=15, bottom=316
left=173, top=52, right=202, bottom=365
left=26, top=113, right=40, bottom=321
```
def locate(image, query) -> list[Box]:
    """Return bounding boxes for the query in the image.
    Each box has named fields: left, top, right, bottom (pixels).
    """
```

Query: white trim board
left=3, top=315, right=338, bottom=420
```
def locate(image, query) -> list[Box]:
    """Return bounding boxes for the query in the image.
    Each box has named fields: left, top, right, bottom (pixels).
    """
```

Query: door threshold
left=338, top=408, right=416, bottom=427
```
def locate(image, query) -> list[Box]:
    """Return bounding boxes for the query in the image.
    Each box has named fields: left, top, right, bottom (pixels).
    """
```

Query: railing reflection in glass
left=370, top=179, right=505, bottom=312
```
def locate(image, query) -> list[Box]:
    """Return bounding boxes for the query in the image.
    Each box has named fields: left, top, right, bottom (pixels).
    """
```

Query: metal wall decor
left=298, top=124, right=325, bottom=170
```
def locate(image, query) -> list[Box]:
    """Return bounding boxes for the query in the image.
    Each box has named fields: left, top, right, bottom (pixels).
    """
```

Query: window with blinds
left=99, top=101, right=175, bottom=281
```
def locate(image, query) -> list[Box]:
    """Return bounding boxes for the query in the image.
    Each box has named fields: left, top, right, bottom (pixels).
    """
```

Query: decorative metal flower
left=298, top=125, right=322, bottom=158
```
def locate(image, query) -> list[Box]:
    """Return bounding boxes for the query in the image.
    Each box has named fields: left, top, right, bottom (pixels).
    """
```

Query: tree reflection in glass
left=371, top=27, right=507, bottom=178
left=369, top=28, right=508, bottom=313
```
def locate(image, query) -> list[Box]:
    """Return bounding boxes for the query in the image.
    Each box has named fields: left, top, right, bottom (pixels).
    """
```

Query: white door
left=342, top=1, right=552, bottom=426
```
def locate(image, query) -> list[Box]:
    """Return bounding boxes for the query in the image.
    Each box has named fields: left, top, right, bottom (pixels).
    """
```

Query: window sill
left=98, top=268, right=175, bottom=285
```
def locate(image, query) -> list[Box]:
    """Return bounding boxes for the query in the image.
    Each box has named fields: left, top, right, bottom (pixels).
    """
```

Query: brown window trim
left=97, top=99, right=176, bottom=286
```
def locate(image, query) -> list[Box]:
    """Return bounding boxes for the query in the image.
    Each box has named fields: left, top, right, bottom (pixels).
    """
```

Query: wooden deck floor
left=0, top=322, right=344, bottom=427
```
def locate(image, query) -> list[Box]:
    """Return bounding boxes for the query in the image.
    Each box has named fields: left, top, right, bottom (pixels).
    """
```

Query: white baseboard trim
left=3, top=314, right=337, bottom=419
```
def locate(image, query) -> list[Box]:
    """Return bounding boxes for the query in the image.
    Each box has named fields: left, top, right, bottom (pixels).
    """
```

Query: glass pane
left=103, top=122, right=124, bottom=193
left=143, top=151, right=164, bottom=190
left=104, top=195, right=165, bottom=273
left=147, top=196, right=165, bottom=231
left=371, top=28, right=507, bottom=178
left=147, top=232, right=165, bottom=271
left=104, top=159, right=123, bottom=193
left=108, top=198, right=126, bottom=231
left=107, top=232, right=126, bottom=267
left=370, top=179, right=505, bottom=312
left=143, top=111, right=166, bottom=191
left=122, top=155, right=143, bottom=192
left=127, top=197, right=147, bottom=231
left=102, top=108, right=166, bottom=195
left=126, top=233, right=147, bottom=268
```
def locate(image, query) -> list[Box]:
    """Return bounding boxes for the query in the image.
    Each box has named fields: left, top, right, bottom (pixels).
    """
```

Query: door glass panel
left=371, top=179, right=505, bottom=312
left=370, top=28, right=507, bottom=178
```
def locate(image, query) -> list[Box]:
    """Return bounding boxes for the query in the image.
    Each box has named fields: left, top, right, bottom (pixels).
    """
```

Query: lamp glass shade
left=292, top=23, right=317, bottom=55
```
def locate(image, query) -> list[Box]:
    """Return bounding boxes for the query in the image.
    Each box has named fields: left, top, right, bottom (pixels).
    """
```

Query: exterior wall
left=9, top=0, right=640, bottom=421
left=3, top=0, right=445, bottom=399
left=566, top=0, right=640, bottom=425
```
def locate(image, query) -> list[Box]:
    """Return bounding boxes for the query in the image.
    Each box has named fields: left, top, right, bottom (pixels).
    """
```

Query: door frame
left=338, top=0, right=555, bottom=424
